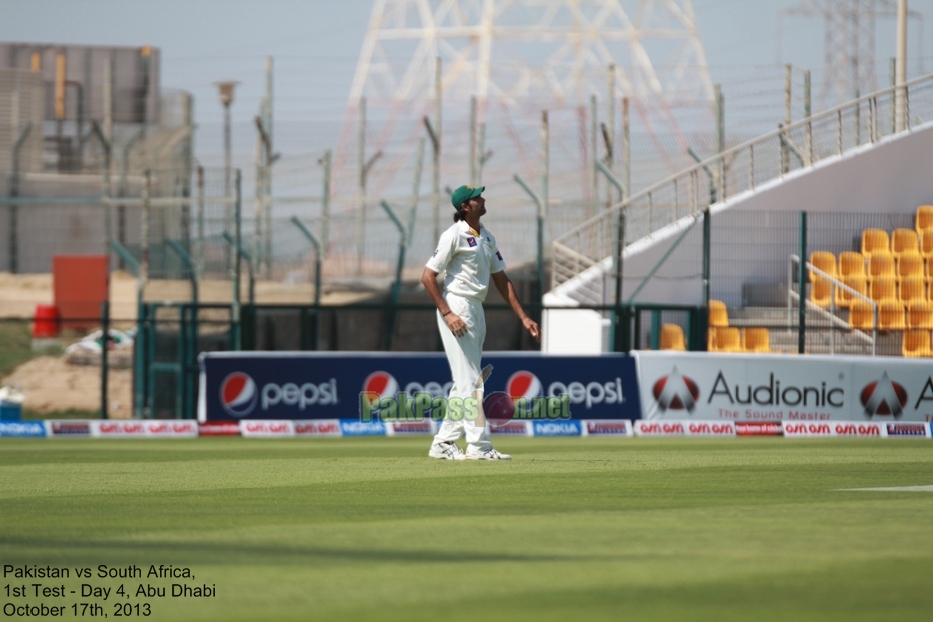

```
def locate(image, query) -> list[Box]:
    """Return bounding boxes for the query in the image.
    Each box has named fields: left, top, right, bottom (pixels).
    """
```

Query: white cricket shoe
left=428, top=442, right=466, bottom=460
left=465, top=447, right=512, bottom=461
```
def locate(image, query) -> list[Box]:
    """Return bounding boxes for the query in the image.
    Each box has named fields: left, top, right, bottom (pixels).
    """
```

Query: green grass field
left=1, top=437, right=932, bottom=621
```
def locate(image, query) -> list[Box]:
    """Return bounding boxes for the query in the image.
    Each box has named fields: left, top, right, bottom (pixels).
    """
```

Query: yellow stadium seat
left=907, top=301, right=933, bottom=329
left=838, top=251, right=867, bottom=279
left=916, top=205, right=933, bottom=235
left=892, top=229, right=919, bottom=257
left=848, top=301, right=876, bottom=330
left=743, top=328, right=771, bottom=353
left=711, top=327, right=742, bottom=353
left=896, top=253, right=924, bottom=282
left=868, top=277, right=897, bottom=303
left=861, top=229, right=891, bottom=257
left=835, top=275, right=867, bottom=308
left=868, top=254, right=896, bottom=281
left=708, top=299, right=729, bottom=328
left=921, top=231, right=933, bottom=259
left=902, top=329, right=932, bottom=357
left=660, top=323, right=686, bottom=351
left=707, top=326, right=716, bottom=351
left=809, top=251, right=837, bottom=281
left=926, top=256, right=933, bottom=284
left=879, top=300, right=906, bottom=330
left=898, top=277, right=926, bottom=304
left=810, top=278, right=832, bottom=307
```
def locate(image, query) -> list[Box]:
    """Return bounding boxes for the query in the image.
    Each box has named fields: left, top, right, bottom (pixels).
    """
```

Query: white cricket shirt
left=426, top=220, right=507, bottom=302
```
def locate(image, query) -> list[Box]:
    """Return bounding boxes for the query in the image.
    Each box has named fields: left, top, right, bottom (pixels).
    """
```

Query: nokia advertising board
left=634, top=351, right=933, bottom=423
left=198, top=352, right=640, bottom=422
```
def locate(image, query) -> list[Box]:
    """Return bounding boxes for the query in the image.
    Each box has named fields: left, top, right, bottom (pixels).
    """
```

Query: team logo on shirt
left=496, top=251, right=503, bottom=260
left=467, top=237, right=477, bottom=247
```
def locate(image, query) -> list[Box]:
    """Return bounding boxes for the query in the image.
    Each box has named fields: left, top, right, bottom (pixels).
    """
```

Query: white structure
left=544, top=73, right=933, bottom=353
left=350, top=0, right=713, bottom=107
left=338, top=0, right=715, bottom=200
left=331, top=0, right=717, bottom=279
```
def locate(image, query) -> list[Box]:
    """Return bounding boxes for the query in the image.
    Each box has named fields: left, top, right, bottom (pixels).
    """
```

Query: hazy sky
left=1, top=0, right=929, bottom=173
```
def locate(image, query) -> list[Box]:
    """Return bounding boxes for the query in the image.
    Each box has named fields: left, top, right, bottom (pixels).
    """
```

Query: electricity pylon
left=349, top=0, right=714, bottom=107
left=340, top=0, right=715, bottom=190
left=782, top=0, right=923, bottom=108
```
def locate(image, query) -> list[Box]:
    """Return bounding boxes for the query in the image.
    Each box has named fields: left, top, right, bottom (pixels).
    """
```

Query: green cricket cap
left=451, top=185, right=484, bottom=209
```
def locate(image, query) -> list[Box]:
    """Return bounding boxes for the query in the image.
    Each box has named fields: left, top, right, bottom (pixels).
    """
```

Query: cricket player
left=422, top=185, right=540, bottom=460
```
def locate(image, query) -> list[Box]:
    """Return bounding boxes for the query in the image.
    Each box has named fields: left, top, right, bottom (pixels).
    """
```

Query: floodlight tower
left=339, top=0, right=715, bottom=196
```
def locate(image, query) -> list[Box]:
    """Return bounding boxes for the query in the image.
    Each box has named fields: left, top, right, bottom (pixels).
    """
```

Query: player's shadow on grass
left=0, top=537, right=619, bottom=565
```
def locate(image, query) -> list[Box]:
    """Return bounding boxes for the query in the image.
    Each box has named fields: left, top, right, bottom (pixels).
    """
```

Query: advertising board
left=90, top=421, right=197, bottom=438
left=199, top=352, right=640, bottom=422
left=0, top=421, right=46, bottom=437
left=339, top=420, right=386, bottom=436
left=489, top=421, right=533, bottom=436
left=532, top=420, right=582, bottom=436
left=885, top=422, right=931, bottom=438
left=47, top=421, right=91, bottom=436
left=240, top=420, right=295, bottom=438
left=142, top=421, right=199, bottom=438
left=831, top=421, right=885, bottom=437
left=580, top=420, right=633, bottom=437
left=294, top=420, right=342, bottom=437
left=736, top=422, right=783, bottom=436
left=634, top=420, right=735, bottom=437
left=385, top=420, right=438, bottom=436
left=634, top=351, right=933, bottom=422
left=782, top=422, right=834, bottom=438
left=198, top=421, right=241, bottom=436
left=634, top=420, right=687, bottom=437
left=94, top=421, right=147, bottom=437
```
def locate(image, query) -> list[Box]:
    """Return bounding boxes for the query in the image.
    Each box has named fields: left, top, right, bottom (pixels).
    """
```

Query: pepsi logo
left=220, top=372, right=258, bottom=417
left=506, top=371, right=542, bottom=399
left=652, top=367, right=699, bottom=412
left=505, top=370, right=625, bottom=409
left=860, top=372, right=908, bottom=417
left=363, top=371, right=399, bottom=400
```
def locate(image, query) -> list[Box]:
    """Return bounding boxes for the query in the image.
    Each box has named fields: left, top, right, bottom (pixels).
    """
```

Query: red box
left=53, top=255, right=109, bottom=330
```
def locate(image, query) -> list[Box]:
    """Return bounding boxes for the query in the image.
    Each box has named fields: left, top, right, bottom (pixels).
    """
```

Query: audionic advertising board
left=634, top=351, right=933, bottom=423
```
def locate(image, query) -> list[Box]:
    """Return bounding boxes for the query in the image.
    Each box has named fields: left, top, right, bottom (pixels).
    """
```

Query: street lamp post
left=215, top=81, right=239, bottom=271
left=215, top=81, right=239, bottom=195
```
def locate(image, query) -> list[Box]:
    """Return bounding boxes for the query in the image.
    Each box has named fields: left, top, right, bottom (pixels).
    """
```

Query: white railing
left=552, top=72, right=933, bottom=299
left=787, top=255, right=876, bottom=356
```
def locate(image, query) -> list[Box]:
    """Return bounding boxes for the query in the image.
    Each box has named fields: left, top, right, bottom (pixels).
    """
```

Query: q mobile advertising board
left=198, top=352, right=640, bottom=422
left=633, top=351, right=933, bottom=423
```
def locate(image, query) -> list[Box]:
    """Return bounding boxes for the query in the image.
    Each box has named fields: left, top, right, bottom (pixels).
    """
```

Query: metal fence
left=552, top=71, right=933, bottom=294
left=131, top=299, right=694, bottom=419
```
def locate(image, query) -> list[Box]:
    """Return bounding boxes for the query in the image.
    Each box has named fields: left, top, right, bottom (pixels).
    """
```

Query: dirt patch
left=0, top=271, right=375, bottom=320
left=2, top=356, right=133, bottom=419
left=0, top=273, right=53, bottom=318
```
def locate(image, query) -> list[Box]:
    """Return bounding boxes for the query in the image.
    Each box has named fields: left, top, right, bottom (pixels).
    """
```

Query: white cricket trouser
left=432, top=292, right=492, bottom=452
